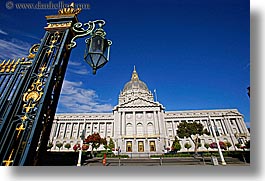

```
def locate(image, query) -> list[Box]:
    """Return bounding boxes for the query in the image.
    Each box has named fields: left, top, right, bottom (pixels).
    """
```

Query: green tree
left=184, top=143, right=192, bottom=151
left=235, top=143, right=241, bottom=149
left=47, top=142, right=53, bottom=150
left=56, top=142, right=63, bottom=151
left=204, top=143, right=210, bottom=149
left=177, top=122, right=207, bottom=154
left=64, top=143, right=71, bottom=150
left=108, top=138, right=115, bottom=151
left=171, top=136, right=181, bottom=152
left=101, top=137, right=108, bottom=151
left=225, top=141, right=232, bottom=151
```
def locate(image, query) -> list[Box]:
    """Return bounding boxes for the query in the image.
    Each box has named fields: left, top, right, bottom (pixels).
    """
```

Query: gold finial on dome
left=58, top=2, right=81, bottom=15
left=131, top=66, right=139, bottom=81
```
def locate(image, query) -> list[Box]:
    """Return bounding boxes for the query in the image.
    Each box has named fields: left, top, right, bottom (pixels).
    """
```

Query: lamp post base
left=221, top=161, right=227, bottom=165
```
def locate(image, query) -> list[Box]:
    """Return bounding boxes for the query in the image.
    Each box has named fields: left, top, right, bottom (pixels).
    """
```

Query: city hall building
left=48, top=68, right=250, bottom=156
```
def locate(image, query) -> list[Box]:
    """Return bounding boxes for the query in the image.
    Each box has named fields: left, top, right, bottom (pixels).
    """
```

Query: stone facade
left=49, top=67, right=250, bottom=156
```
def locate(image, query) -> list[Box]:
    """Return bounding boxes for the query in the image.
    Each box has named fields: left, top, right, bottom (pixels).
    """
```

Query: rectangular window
left=150, top=141, right=156, bottom=152
left=138, top=141, right=144, bottom=152
left=126, top=141, right=132, bottom=152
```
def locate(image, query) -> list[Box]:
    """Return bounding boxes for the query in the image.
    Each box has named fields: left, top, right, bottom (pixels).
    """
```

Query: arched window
left=136, top=123, right=144, bottom=136
left=147, top=122, right=154, bottom=136
left=126, top=123, right=133, bottom=136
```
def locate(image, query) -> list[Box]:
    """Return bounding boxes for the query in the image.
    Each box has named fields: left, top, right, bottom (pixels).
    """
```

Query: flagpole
left=154, top=89, right=158, bottom=102
left=77, top=119, right=86, bottom=166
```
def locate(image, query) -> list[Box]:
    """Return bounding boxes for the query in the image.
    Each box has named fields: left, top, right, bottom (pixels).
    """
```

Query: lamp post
left=77, top=120, right=86, bottom=166
left=208, top=115, right=226, bottom=165
left=118, top=146, right=121, bottom=166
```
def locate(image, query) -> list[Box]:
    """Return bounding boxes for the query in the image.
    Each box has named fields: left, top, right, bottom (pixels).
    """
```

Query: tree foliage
left=101, top=138, right=108, bottom=150
left=235, top=143, right=241, bottom=149
left=56, top=142, right=63, bottom=151
left=85, top=132, right=102, bottom=151
left=209, top=141, right=227, bottom=150
left=225, top=141, right=232, bottom=151
left=108, top=138, right=115, bottom=151
left=184, top=143, right=192, bottom=150
left=177, top=122, right=207, bottom=153
left=84, top=133, right=108, bottom=157
left=73, top=143, right=80, bottom=151
left=204, top=143, right=210, bottom=150
left=64, top=143, right=71, bottom=150
left=47, top=142, right=53, bottom=150
left=177, top=122, right=204, bottom=138
left=171, top=136, right=181, bottom=152
left=82, top=144, right=89, bottom=150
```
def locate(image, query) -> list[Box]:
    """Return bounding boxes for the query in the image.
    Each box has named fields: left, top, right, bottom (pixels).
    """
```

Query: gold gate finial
left=58, top=2, right=81, bottom=15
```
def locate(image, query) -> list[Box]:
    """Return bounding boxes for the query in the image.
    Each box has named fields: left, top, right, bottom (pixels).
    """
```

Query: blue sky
left=0, top=0, right=250, bottom=127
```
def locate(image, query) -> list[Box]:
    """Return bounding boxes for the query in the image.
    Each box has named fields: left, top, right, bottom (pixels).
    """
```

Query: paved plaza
left=83, top=157, right=250, bottom=166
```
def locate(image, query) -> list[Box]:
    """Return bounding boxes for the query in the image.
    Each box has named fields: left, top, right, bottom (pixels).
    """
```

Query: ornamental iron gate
left=0, top=10, right=78, bottom=166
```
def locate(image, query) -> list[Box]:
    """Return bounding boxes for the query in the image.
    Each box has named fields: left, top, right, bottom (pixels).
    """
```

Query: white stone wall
left=49, top=113, right=114, bottom=152
left=164, top=109, right=250, bottom=152
left=49, top=108, right=250, bottom=154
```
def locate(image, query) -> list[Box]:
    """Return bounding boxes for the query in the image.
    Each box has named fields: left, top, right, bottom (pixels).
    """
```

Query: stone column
left=172, top=121, right=175, bottom=137
left=70, top=122, right=74, bottom=139
left=133, top=111, right=136, bottom=137
left=122, top=111, right=126, bottom=136
left=112, top=122, right=115, bottom=138
left=118, top=112, right=121, bottom=136
left=145, top=139, right=148, bottom=153
left=143, top=111, right=147, bottom=136
left=158, top=111, right=165, bottom=137
left=105, top=122, right=107, bottom=138
left=220, top=118, right=227, bottom=135
left=153, top=111, right=160, bottom=135
left=77, top=122, right=80, bottom=138
left=61, top=123, right=66, bottom=138
left=50, top=122, right=57, bottom=140
left=237, top=117, right=248, bottom=134
left=224, top=117, right=233, bottom=135
left=235, top=117, right=243, bottom=134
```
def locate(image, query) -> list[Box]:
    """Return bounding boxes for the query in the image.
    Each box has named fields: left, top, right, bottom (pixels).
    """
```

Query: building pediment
left=225, top=110, right=242, bottom=116
left=119, top=97, right=160, bottom=108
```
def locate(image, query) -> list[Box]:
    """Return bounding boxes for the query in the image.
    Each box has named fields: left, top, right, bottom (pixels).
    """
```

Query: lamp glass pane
left=96, top=55, right=107, bottom=68
left=103, top=39, right=110, bottom=60
left=84, top=35, right=111, bottom=74
left=89, top=36, right=104, bottom=53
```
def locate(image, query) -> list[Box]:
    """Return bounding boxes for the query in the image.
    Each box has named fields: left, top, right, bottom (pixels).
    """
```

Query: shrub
left=47, top=142, right=53, bottom=150
left=73, top=144, right=80, bottom=151
left=204, top=143, right=210, bottom=150
left=64, top=143, right=71, bottom=150
left=56, top=142, right=63, bottom=151
left=184, top=143, right=192, bottom=150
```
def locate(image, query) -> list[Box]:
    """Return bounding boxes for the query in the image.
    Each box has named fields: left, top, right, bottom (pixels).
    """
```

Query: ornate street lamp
left=84, top=24, right=112, bottom=74
left=69, top=20, right=112, bottom=74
